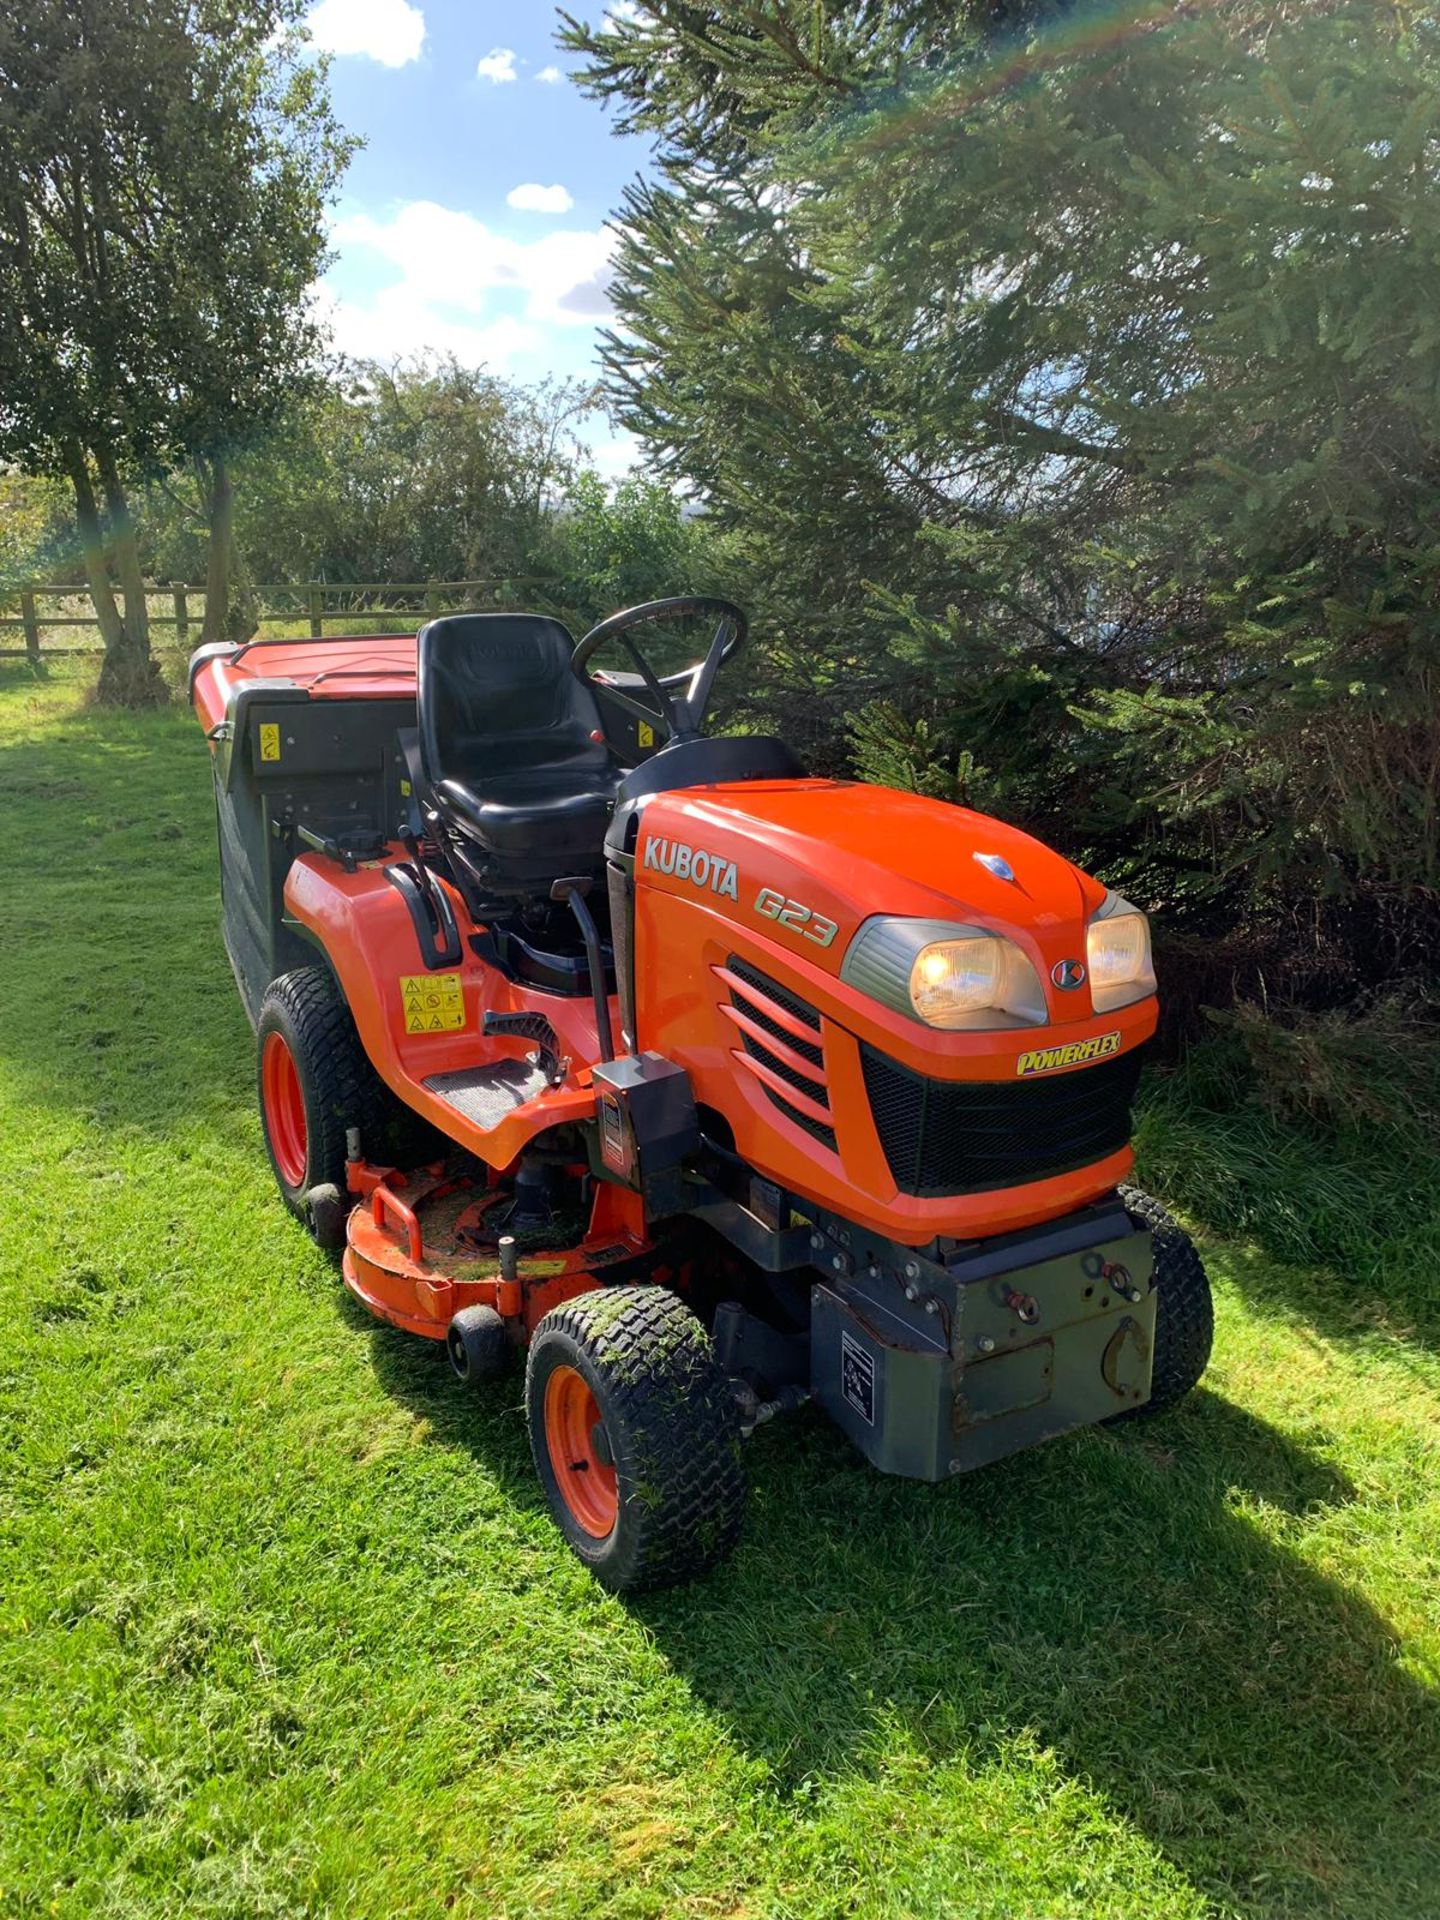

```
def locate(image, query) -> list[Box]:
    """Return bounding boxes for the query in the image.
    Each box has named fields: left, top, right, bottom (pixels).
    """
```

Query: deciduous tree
left=0, top=0, right=351, bottom=700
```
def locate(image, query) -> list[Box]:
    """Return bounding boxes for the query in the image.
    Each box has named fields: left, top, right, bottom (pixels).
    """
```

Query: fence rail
left=0, top=579, right=555, bottom=664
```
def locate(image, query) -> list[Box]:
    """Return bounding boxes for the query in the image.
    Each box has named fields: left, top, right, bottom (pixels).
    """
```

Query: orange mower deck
left=341, top=1162, right=652, bottom=1339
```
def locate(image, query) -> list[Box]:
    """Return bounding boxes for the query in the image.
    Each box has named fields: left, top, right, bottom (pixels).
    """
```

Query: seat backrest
left=417, top=613, right=610, bottom=789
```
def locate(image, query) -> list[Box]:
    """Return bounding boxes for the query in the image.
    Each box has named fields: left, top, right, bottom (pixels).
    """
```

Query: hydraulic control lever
left=551, top=877, right=616, bottom=1063
left=273, top=818, right=386, bottom=874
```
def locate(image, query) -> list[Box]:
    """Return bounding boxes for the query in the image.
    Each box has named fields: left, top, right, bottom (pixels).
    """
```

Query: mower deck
left=342, top=1161, right=651, bottom=1340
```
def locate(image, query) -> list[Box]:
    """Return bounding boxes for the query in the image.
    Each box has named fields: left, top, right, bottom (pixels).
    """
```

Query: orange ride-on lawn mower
left=191, top=597, right=1213, bottom=1591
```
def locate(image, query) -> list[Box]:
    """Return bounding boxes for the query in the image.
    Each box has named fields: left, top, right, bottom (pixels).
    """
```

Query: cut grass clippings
left=1, top=660, right=1437, bottom=1919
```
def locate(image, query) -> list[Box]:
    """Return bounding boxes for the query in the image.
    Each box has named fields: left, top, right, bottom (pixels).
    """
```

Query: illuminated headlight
left=911, top=937, right=1005, bottom=1023
left=1086, top=892, right=1156, bottom=1011
left=842, top=918, right=1046, bottom=1029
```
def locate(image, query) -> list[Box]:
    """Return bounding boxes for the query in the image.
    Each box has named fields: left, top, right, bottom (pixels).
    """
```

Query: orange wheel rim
left=544, top=1365, right=618, bottom=1538
left=261, top=1031, right=308, bottom=1189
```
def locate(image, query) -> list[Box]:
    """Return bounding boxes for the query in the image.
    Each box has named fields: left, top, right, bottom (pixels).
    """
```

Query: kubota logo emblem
left=1051, top=957, right=1087, bottom=990
left=642, top=835, right=740, bottom=899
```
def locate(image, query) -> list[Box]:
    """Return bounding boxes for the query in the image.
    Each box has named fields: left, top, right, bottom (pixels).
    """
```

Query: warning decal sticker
left=258, top=723, right=281, bottom=762
left=400, top=973, right=466, bottom=1034
left=841, top=1331, right=876, bottom=1425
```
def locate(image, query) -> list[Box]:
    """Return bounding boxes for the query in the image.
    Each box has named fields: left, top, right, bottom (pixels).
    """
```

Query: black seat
left=417, top=613, right=619, bottom=893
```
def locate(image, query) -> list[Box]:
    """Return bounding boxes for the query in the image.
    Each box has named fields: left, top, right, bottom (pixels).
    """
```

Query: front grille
left=862, top=1042, right=1145, bottom=1198
left=726, top=956, right=838, bottom=1153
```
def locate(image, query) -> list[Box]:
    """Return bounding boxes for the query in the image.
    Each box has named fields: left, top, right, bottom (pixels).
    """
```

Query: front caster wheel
left=446, top=1304, right=511, bottom=1386
left=526, top=1286, right=745, bottom=1593
left=303, top=1182, right=349, bottom=1251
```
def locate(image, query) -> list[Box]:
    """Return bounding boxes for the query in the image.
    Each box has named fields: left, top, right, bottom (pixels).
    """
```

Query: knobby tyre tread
left=1117, top=1183, right=1214, bottom=1418
left=257, top=965, right=430, bottom=1219
left=527, top=1286, right=745, bottom=1593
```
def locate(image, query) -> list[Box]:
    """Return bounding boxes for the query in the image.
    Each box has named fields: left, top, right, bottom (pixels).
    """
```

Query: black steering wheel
left=572, top=596, right=748, bottom=745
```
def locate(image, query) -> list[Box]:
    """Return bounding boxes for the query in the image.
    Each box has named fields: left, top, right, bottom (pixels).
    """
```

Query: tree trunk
left=62, top=440, right=133, bottom=692
left=86, top=439, right=164, bottom=705
left=199, top=456, right=258, bottom=647
left=200, top=455, right=233, bottom=646
left=94, top=440, right=151, bottom=646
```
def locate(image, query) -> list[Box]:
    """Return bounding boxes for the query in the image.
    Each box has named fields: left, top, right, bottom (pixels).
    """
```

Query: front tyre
left=1117, top=1185, right=1214, bottom=1418
left=526, top=1286, right=745, bottom=1593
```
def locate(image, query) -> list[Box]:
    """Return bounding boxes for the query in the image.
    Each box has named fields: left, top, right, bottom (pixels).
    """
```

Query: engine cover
left=626, top=778, right=1159, bottom=1245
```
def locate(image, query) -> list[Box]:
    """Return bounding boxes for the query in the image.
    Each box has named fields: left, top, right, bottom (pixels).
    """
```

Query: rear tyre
left=1114, top=1185, right=1214, bottom=1420
left=526, top=1286, right=745, bottom=1593
left=256, top=966, right=421, bottom=1233
left=447, top=1304, right=511, bottom=1385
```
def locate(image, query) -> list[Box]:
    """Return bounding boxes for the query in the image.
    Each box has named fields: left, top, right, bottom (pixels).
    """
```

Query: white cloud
left=323, top=199, right=616, bottom=370
left=506, top=183, right=575, bottom=215
left=306, top=0, right=424, bottom=67
left=317, top=283, right=537, bottom=370
left=605, top=0, right=645, bottom=22
left=536, top=64, right=563, bottom=83
left=587, top=429, right=642, bottom=481
left=476, top=46, right=517, bottom=83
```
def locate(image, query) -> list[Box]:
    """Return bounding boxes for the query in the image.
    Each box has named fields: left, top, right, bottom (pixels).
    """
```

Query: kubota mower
left=191, top=597, right=1212, bottom=1590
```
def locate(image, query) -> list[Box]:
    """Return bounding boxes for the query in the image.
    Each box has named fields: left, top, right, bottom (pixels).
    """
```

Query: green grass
left=1, top=660, right=1437, bottom=1920
left=1134, top=1031, right=1440, bottom=1317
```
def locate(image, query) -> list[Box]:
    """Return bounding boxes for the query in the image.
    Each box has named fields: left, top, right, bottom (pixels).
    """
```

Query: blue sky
left=305, top=0, right=654, bottom=473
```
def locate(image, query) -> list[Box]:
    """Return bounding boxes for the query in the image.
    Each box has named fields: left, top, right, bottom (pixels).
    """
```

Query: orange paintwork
left=631, top=779, right=1157, bottom=1245
left=342, top=1172, right=649, bottom=1339
left=283, top=853, right=608, bottom=1168
left=282, top=766, right=1154, bottom=1247
left=191, top=634, right=417, bottom=733
left=259, top=1029, right=307, bottom=1188
left=544, top=1366, right=619, bottom=1536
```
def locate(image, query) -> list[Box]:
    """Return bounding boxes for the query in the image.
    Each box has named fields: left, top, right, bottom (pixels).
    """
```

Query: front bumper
left=807, top=1197, right=1156, bottom=1479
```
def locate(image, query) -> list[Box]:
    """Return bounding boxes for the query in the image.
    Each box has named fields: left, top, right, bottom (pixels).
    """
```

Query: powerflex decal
left=1015, top=1031, right=1122, bottom=1077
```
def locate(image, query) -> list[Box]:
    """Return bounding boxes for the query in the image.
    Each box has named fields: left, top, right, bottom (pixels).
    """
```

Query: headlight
left=911, top=936, right=1004, bottom=1023
left=1086, top=893, right=1156, bottom=1011
left=842, top=918, right=1046, bottom=1029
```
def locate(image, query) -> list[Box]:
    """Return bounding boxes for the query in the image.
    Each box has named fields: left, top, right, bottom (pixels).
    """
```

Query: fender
left=283, top=853, right=604, bottom=1169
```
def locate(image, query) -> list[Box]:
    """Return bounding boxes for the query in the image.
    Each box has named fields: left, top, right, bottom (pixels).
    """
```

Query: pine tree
left=564, top=0, right=1440, bottom=947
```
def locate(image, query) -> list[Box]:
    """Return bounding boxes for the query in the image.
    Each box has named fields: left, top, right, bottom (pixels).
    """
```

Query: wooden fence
left=0, top=578, right=555, bottom=664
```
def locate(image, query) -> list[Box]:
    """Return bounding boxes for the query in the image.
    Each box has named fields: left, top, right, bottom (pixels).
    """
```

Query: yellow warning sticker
left=258, top=723, right=281, bottom=762
left=401, top=972, right=466, bottom=1034
left=637, top=720, right=655, bottom=748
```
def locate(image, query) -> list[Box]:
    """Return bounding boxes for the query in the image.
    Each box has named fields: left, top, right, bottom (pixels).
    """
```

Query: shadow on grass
left=1134, top=1095, right=1440, bottom=1354
left=648, top=1394, right=1435, bottom=1920
left=1205, top=1231, right=1440, bottom=1357
left=11, top=667, right=1437, bottom=1915
left=364, top=1308, right=1437, bottom=1920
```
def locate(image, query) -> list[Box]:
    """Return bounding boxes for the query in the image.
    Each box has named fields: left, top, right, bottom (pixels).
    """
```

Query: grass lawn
left=1, top=659, right=1437, bottom=1920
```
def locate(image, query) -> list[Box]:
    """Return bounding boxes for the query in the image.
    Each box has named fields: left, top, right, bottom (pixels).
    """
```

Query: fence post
left=308, top=584, right=323, bottom=638
left=172, top=584, right=188, bottom=645
left=20, top=589, right=40, bottom=667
